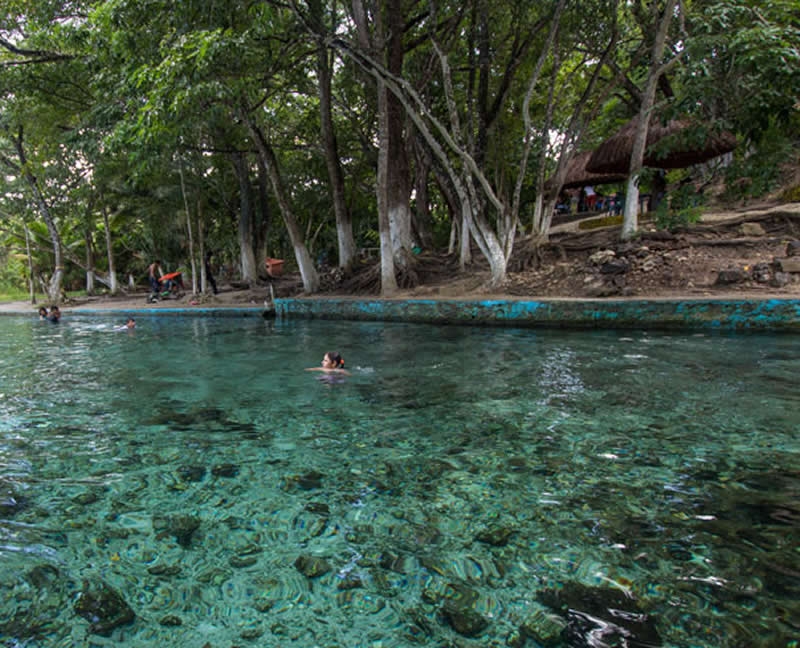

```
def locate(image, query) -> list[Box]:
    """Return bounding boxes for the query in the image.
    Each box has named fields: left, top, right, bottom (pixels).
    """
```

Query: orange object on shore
left=159, top=271, right=182, bottom=283
left=265, top=258, right=284, bottom=278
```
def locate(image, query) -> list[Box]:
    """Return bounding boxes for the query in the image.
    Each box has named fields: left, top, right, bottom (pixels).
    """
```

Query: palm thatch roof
left=545, top=150, right=628, bottom=192
left=586, top=118, right=737, bottom=175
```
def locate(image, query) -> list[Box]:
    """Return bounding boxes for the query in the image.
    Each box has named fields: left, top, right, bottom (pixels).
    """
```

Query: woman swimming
left=306, top=351, right=351, bottom=376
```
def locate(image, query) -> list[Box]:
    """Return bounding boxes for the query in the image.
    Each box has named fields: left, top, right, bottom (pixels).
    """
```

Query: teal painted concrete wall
left=274, top=298, right=800, bottom=331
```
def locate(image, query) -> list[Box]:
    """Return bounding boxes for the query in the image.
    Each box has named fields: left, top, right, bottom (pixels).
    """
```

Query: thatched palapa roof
left=586, top=118, right=737, bottom=175
left=545, top=150, right=628, bottom=192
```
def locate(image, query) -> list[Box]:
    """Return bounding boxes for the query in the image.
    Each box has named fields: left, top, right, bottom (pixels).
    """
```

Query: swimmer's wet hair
left=326, top=352, right=345, bottom=368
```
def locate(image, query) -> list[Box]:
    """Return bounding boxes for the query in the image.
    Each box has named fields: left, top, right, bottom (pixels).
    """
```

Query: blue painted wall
left=274, top=298, right=800, bottom=331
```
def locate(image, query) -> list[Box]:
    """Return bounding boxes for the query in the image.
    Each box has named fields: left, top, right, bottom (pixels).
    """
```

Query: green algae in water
left=0, top=315, right=798, bottom=646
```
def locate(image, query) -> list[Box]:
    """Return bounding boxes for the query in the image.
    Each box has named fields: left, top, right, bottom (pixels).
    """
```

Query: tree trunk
left=24, top=224, right=35, bottom=304
left=231, top=151, right=259, bottom=285
left=243, top=116, right=320, bottom=293
left=384, top=0, right=413, bottom=268
left=178, top=161, right=198, bottom=294
left=199, top=210, right=207, bottom=293
left=102, top=205, right=119, bottom=295
left=316, top=36, right=356, bottom=269
left=351, top=0, right=398, bottom=295
left=412, top=140, right=434, bottom=249
left=5, top=128, right=64, bottom=303
left=376, top=86, right=399, bottom=294
left=622, top=0, right=678, bottom=240
left=85, top=229, right=95, bottom=295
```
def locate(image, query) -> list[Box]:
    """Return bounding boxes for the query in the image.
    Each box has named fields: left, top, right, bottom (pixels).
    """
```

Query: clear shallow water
left=0, top=314, right=798, bottom=647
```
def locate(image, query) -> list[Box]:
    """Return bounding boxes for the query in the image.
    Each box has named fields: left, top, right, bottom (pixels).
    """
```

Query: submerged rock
left=211, top=463, right=239, bottom=478
left=440, top=599, right=489, bottom=637
left=176, top=465, right=206, bottom=482
left=476, top=525, right=514, bottom=547
left=0, top=479, right=26, bottom=517
left=153, top=513, right=201, bottom=547
left=294, top=554, right=332, bottom=578
left=537, top=582, right=662, bottom=647
left=73, top=579, right=135, bottom=637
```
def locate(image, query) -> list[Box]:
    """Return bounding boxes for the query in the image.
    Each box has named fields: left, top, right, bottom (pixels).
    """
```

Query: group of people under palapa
left=556, top=186, right=626, bottom=217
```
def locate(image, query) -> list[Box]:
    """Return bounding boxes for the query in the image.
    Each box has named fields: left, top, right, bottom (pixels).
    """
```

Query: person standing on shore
left=148, top=260, right=163, bottom=295
left=204, top=250, right=218, bottom=295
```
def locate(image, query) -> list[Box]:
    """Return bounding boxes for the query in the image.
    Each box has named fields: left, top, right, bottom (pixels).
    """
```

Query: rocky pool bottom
left=0, top=315, right=798, bottom=647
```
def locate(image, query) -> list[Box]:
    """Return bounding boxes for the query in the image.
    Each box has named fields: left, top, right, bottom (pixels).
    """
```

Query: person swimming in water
left=48, top=305, right=61, bottom=323
left=38, top=306, right=48, bottom=320
left=306, top=351, right=351, bottom=376
left=115, top=317, right=136, bottom=331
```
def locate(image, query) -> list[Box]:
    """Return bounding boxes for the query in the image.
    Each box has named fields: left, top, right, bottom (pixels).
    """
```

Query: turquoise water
left=0, top=314, right=798, bottom=647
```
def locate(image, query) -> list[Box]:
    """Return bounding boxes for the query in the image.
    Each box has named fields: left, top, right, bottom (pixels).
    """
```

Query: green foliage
left=653, top=182, right=704, bottom=230
left=778, top=185, right=800, bottom=203
left=724, top=121, right=795, bottom=201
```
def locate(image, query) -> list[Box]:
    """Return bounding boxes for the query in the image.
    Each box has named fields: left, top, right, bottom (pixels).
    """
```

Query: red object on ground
left=265, top=258, right=284, bottom=278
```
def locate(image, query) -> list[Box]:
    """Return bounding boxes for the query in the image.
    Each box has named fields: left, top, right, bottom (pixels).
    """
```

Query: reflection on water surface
left=0, top=315, right=798, bottom=646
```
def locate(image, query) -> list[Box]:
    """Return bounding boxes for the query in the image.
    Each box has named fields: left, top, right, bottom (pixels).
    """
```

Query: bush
left=724, top=121, right=794, bottom=201
left=653, top=182, right=704, bottom=231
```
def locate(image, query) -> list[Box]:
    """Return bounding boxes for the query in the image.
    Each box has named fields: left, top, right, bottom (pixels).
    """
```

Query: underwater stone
left=304, top=501, right=330, bottom=515
left=476, top=525, right=514, bottom=547
left=152, top=513, right=201, bottom=547
left=229, top=554, right=259, bottom=568
left=440, top=599, right=489, bottom=637
left=176, top=465, right=206, bottom=482
left=294, top=554, right=332, bottom=578
left=537, top=582, right=662, bottom=647
left=240, top=626, right=264, bottom=639
left=147, top=564, right=182, bottom=577
left=295, top=470, right=324, bottom=490
left=0, top=481, right=26, bottom=517
left=72, top=491, right=100, bottom=506
left=159, top=615, right=183, bottom=626
left=519, top=607, right=567, bottom=646
left=211, top=463, right=239, bottom=478
left=73, top=579, right=135, bottom=637
left=337, top=573, right=364, bottom=590
left=26, top=564, right=61, bottom=589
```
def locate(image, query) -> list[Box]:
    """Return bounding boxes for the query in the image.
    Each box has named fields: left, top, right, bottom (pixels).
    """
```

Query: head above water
left=322, top=352, right=344, bottom=369
left=126, top=317, right=136, bottom=328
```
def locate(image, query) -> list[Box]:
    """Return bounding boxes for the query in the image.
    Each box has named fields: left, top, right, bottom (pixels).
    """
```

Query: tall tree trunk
left=24, top=224, right=35, bottom=304
left=178, top=161, right=198, bottom=294
left=199, top=209, right=207, bottom=293
left=101, top=205, right=119, bottom=295
left=315, top=26, right=356, bottom=269
left=231, top=151, right=259, bottom=285
left=376, top=86, right=399, bottom=294
left=384, top=0, right=413, bottom=268
left=412, top=140, right=434, bottom=249
left=6, top=129, right=64, bottom=303
left=622, top=0, right=679, bottom=240
left=351, top=0, right=398, bottom=294
left=243, top=116, right=320, bottom=293
left=255, top=157, right=271, bottom=262
left=85, top=229, right=95, bottom=295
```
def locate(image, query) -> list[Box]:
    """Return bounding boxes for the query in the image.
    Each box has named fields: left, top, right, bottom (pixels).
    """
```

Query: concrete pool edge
left=273, top=297, right=800, bottom=330
left=2, top=297, right=799, bottom=330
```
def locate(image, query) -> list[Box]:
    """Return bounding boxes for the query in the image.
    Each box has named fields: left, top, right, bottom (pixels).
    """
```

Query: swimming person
left=306, top=352, right=351, bottom=376
left=115, top=317, right=136, bottom=331
left=48, top=306, right=61, bottom=323
left=38, top=307, right=48, bottom=320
